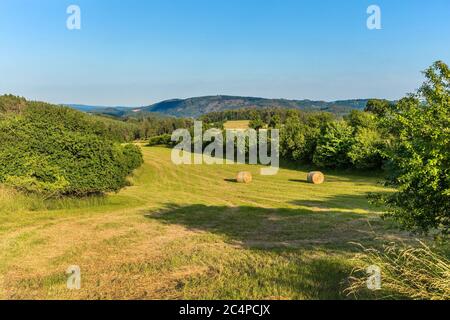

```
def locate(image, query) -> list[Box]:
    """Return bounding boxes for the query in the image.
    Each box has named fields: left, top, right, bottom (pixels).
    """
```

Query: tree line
left=148, top=61, right=449, bottom=236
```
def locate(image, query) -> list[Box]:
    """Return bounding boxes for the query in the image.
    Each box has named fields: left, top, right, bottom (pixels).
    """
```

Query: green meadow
left=0, top=145, right=416, bottom=300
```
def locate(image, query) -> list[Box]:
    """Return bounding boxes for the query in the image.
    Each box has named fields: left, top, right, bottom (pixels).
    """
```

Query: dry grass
left=223, top=120, right=250, bottom=130
left=346, top=241, right=450, bottom=300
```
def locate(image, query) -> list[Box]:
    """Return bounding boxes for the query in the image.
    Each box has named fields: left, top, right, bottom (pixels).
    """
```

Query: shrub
left=0, top=99, right=143, bottom=196
left=148, top=134, right=173, bottom=146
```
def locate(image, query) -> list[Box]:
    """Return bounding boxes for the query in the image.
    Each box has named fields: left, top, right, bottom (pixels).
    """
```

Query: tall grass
left=0, top=186, right=35, bottom=213
left=346, top=241, right=450, bottom=300
left=0, top=186, right=110, bottom=214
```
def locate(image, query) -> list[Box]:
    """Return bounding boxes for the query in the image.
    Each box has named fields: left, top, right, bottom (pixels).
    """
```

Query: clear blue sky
left=1, top=0, right=449, bottom=106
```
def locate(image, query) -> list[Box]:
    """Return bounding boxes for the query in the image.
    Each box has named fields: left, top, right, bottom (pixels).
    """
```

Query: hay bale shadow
left=288, top=179, right=309, bottom=184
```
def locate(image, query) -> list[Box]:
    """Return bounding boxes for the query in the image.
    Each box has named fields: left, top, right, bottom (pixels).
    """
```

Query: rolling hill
left=66, top=96, right=371, bottom=118
left=66, top=104, right=136, bottom=117
left=140, top=96, right=370, bottom=118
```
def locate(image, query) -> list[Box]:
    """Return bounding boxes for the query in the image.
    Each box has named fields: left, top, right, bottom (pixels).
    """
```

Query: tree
left=279, top=114, right=307, bottom=161
left=345, top=110, right=377, bottom=129
left=375, top=61, right=450, bottom=236
left=313, top=120, right=354, bottom=168
left=364, top=99, right=393, bottom=117
left=348, top=127, right=384, bottom=169
left=268, top=114, right=281, bottom=128
left=249, top=117, right=265, bottom=130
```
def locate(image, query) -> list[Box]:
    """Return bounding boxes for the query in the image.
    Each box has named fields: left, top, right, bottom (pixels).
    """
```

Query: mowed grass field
left=223, top=120, right=250, bottom=130
left=0, top=145, right=414, bottom=300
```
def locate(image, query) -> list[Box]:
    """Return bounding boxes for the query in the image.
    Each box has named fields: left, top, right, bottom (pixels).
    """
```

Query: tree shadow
left=146, top=200, right=393, bottom=251
left=144, top=199, right=409, bottom=299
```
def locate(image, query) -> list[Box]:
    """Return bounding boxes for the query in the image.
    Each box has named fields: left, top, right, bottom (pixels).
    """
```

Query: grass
left=346, top=241, right=450, bottom=300
left=223, top=120, right=250, bottom=130
left=0, top=145, right=432, bottom=300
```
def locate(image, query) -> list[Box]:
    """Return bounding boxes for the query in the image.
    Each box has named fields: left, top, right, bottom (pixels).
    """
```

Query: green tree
left=348, top=127, right=385, bottom=169
left=249, top=117, right=265, bottom=130
left=345, top=110, right=377, bottom=129
left=279, top=114, right=307, bottom=161
left=313, top=120, right=354, bottom=168
left=364, top=99, right=393, bottom=117
left=268, top=114, right=281, bottom=128
left=375, top=61, right=450, bottom=236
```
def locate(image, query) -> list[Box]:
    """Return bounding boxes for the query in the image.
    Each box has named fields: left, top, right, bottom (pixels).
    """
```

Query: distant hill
left=66, top=104, right=137, bottom=117
left=141, top=96, right=370, bottom=118
left=66, top=96, right=372, bottom=118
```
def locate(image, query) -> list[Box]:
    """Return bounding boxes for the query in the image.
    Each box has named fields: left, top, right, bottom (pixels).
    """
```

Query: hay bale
left=236, top=171, right=252, bottom=184
left=307, top=171, right=325, bottom=185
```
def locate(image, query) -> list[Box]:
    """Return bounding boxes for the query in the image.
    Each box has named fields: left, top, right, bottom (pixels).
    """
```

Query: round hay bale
left=236, top=171, right=252, bottom=184
left=307, top=171, right=325, bottom=185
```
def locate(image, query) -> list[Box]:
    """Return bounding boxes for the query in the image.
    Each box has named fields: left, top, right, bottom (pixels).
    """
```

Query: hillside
left=141, top=96, right=370, bottom=118
left=66, top=96, right=371, bottom=118
left=0, top=145, right=410, bottom=299
left=66, top=104, right=135, bottom=117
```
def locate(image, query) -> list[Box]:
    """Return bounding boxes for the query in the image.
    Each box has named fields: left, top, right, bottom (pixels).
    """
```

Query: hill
left=65, top=96, right=371, bottom=118
left=66, top=104, right=136, bottom=117
left=141, top=96, right=370, bottom=118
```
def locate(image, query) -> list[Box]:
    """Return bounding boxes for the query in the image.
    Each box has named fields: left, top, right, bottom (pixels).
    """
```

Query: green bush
left=148, top=134, right=173, bottom=146
left=313, top=120, right=354, bottom=168
left=348, top=127, right=385, bottom=169
left=0, top=98, right=143, bottom=196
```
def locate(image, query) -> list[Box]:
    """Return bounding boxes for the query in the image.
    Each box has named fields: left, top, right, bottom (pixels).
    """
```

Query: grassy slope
left=0, top=146, right=413, bottom=300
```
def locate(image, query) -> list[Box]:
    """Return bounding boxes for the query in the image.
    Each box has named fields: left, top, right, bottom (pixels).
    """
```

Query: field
left=0, top=145, right=414, bottom=300
left=223, top=120, right=250, bottom=130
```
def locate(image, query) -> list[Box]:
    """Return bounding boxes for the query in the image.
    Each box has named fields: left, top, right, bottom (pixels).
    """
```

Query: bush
left=148, top=134, right=173, bottom=146
left=0, top=98, right=143, bottom=196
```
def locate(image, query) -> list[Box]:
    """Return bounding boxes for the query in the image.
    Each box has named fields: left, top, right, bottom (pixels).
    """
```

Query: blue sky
left=1, top=0, right=449, bottom=106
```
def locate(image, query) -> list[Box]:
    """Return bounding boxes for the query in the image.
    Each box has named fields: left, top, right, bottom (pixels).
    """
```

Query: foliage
left=248, top=117, right=265, bottom=130
left=313, top=120, right=354, bottom=168
left=280, top=112, right=325, bottom=163
left=127, top=114, right=193, bottom=140
left=0, top=97, right=143, bottom=196
left=373, top=61, right=450, bottom=235
left=348, top=127, right=385, bottom=169
left=364, top=99, right=393, bottom=117
left=0, top=94, right=27, bottom=115
left=147, top=134, right=174, bottom=146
